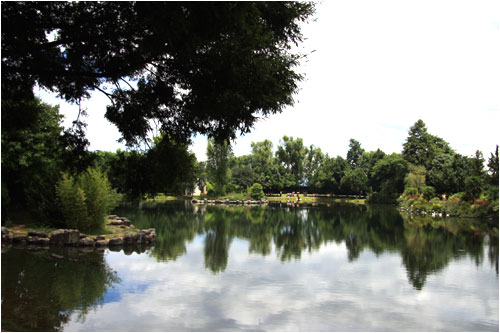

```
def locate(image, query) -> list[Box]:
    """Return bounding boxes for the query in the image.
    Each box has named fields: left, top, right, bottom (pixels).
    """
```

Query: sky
left=36, top=0, right=500, bottom=161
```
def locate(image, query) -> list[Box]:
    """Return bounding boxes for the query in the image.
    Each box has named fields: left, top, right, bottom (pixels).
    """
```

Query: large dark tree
left=1, top=98, right=65, bottom=220
left=402, top=119, right=453, bottom=169
left=276, top=135, right=308, bottom=187
left=346, top=139, right=364, bottom=169
left=2, top=1, right=315, bottom=146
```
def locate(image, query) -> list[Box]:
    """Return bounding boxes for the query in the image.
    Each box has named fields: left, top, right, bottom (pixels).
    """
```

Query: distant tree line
left=200, top=120, right=499, bottom=208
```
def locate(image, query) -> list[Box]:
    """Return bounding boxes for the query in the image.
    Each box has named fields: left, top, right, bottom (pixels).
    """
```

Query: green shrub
left=56, top=168, right=120, bottom=232
left=412, top=196, right=431, bottom=211
left=249, top=183, right=265, bottom=200
left=429, top=197, right=443, bottom=212
left=80, top=168, right=121, bottom=230
left=403, top=187, right=418, bottom=197
left=56, top=173, right=89, bottom=230
left=226, top=183, right=237, bottom=194
left=206, top=182, right=215, bottom=197
left=422, top=186, right=436, bottom=200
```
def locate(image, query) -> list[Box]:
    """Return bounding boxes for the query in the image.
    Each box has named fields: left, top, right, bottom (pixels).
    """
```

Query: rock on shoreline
left=1, top=226, right=156, bottom=249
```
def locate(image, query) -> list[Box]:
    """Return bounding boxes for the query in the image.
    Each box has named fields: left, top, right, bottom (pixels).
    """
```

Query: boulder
left=28, top=231, right=48, bottom=238
left=118, top=217, right=131, bottom=226
left=37, top=238, right=50, bottom=246
left=1, top=228, right=13, bottom=243
left=123, top=233, right=137, bottom=244
left=108, top=238, right=123, bottom=246
left=95, top=235, right=105, bottom=241
left=137, top=229, right=156, bottom=244
left=26, top=236, right=50, bottom=246
left=79, top=234, right=87, bottom=239
left=136, top=230, right=147, bottom=243
left=26, top=236, right=38, bottom=244
left=2, top=234, right=13, bottom=243
left=95, top=239, right=109, bottom=247
left=136, top=233, right=145, bottom=244
left=12, top=235, right=27, bottom=243
left=50, top=229, right=80, bottom=246
left=145, top=229, right=156, bottom=243
left=108, top=218, right=131, bottom=227
left=78, top=237, right=95, bottom=247
left=49, top=230, right=64, bottom=245
left=1, top=227, right=10, bottom=236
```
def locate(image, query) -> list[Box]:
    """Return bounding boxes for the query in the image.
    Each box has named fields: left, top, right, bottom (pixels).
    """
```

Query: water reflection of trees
left=115, top=202, right=498, bottom=289
left=203, top=208, right=233, bottom=273
left=1, top=249, right=120, bottom=331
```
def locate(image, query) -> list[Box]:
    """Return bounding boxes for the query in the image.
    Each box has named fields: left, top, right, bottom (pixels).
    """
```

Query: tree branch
left=94, top=86, right=116, bottom=106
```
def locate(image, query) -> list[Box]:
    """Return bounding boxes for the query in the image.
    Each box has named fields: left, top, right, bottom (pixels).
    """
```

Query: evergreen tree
left=346, top=139, right=365, bottom=169
left=487, top=145, right=499, bottom=186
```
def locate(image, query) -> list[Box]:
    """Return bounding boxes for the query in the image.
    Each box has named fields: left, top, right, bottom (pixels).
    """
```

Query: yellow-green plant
left=56, top=168, right=121, bottom=232
left=56, top=173, right=89, bottom=230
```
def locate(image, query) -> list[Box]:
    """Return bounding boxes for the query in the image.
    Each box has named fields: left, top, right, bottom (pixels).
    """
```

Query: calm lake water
left=2, top=202, right=498, bottom=331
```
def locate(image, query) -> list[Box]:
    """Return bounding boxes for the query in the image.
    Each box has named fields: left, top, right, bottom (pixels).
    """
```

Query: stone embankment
left=107, top=215, right=135, bottom=229
left=1, top=216, right=156, bottom=250
left=192, top=199, right=269, bottom=205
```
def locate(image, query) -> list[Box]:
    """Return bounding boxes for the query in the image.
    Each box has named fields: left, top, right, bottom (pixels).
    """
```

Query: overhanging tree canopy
left=2, top=1, right=315, bottom=146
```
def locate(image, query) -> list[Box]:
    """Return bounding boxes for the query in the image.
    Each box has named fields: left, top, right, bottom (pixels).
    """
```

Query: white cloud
left=63, top=236, right=498, bottom=331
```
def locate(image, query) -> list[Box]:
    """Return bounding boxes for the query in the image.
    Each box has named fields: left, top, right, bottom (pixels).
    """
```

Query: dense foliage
left=2, top=1, right=315, bottom=146
left=2, top=2, right=314, bottom=226
left=56, top=168, right=121, bottom=232
left=198, top=120, right=497, bottom=218
left=1, top=98, right=65, bottom=221
left=1, top=97, right=198, bottom=227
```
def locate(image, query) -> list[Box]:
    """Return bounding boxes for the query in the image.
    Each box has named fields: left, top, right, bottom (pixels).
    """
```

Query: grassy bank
left=145, top=194, right=192, bottom=202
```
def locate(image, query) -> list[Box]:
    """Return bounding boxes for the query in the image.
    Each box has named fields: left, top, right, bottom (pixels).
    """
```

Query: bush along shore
left=397, top=193, right=499, bottom=221
left=1, top=215, right=156, bottom=251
